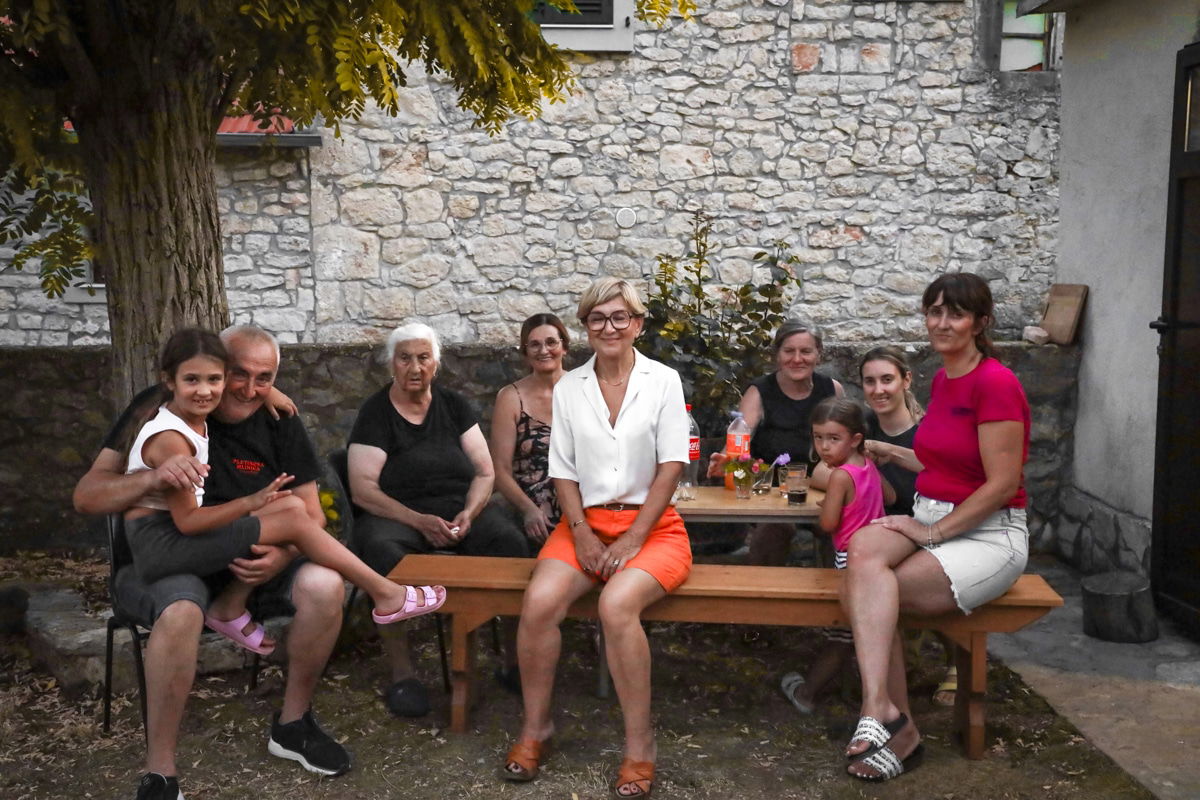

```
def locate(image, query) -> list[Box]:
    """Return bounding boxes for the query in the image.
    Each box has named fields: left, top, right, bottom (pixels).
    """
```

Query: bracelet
left=570, top=518, right=586, bottom=529
left=926, top=524, right=938, bottom=549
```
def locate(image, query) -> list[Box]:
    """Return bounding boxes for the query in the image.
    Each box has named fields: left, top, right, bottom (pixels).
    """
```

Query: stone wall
left=2, top=0, right=1061, bottom=350
left=307, top=0, right=1061, bottom=347
left=0, top=147, right=314, bottom=346
left=1055, top=485, right=1153, bottom=577
left=0, top=339, right=1077, bottom=555
left=218, top=148, right=316, bottom=343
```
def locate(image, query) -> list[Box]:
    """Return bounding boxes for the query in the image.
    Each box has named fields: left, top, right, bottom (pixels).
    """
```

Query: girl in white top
left=122, top=329, right=446, bottom=656
left=502, top=278, right=689, bottom=800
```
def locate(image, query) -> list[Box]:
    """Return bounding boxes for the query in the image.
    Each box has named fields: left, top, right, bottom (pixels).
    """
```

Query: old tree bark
left=69, top=15, right=229, bottom=403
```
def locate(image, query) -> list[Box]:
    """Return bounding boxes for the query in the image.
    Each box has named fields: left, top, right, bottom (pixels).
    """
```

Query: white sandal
left=848, top=743, right=925, bottom=782
left=779, top=672, right=814, bottom=715
left=845, top=713, right=909, bottom=758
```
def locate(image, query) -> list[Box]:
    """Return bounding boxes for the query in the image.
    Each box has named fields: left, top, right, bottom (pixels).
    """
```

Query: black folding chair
left=328, top=448, right=500, bottom=694
left=103, top=513, right=149, bottom=737
left=102, top=514, right=261, bottom=735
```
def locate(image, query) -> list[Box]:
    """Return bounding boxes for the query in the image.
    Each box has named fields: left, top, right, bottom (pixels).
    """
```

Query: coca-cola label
left=688, top=436, right=700, bottom=461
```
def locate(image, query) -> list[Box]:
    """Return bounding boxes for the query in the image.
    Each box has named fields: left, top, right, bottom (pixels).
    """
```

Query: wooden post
left=953, top=632, right=988, bottom=759
left=449, top=613, right=478, bottom=734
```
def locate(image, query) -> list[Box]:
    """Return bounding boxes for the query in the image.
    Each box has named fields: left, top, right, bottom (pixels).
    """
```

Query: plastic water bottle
left=724, top=410, right=751, bottom=490
left=677, top=404, right=700, bottom=501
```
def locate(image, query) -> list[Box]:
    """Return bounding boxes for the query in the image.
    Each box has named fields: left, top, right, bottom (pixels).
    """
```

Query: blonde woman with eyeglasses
left=501, top=278, right=690, bottom=799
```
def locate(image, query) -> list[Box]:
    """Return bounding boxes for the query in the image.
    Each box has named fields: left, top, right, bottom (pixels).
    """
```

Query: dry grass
left=0, top=551, right=109, bottom=613
left=0, top=553, right=1154, bottom=800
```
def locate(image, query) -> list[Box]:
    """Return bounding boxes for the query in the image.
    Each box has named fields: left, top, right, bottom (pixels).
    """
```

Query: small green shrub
left=638, top=211, right=804, bottom=436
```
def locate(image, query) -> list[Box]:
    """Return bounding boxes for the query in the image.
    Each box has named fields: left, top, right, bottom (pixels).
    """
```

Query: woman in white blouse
left=501, top=277, right=690, bottom=799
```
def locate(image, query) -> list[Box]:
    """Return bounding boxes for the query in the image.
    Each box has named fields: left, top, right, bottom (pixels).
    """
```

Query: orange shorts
left=537, top=506, right=692, bottom=592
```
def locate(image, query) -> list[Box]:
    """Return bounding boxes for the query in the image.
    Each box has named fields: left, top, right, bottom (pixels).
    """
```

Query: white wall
left=1056, top=0, right=1200, bottom=518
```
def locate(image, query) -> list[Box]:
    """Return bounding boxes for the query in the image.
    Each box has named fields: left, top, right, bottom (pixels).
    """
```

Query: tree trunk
left=72, top=25, right=229, bottom=406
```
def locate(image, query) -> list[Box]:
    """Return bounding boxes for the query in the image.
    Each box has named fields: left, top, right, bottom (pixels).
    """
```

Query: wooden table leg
left=954, top=632, right=988, bottom=759
left=449, top=614, right=477, bottom=734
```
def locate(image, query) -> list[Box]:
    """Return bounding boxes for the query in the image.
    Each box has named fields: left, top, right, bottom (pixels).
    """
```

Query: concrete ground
left=992, top=556, right=1200, bottom=800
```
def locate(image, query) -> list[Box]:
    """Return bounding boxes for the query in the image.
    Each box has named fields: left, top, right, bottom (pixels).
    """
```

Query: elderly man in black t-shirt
left=74, top=325, right=350, bottom=800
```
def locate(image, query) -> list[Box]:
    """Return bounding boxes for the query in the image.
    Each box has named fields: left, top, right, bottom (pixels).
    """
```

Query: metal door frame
left=1150, top=41, right=1200, bottom=636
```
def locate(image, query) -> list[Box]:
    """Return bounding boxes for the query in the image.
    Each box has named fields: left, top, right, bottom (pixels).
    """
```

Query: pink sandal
left=372, top=584, right=447, bottom=625
left=204, top=610, right=275, bottom=655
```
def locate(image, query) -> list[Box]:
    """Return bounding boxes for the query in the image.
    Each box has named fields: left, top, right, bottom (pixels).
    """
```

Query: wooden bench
left=388, top=555, right=1063, bottom=758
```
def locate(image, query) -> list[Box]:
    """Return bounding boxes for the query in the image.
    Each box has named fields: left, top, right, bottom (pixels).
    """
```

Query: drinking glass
left=786, top=464, right=809, bottom=506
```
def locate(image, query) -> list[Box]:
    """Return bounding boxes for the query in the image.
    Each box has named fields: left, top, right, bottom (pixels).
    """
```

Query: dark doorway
left=1151, top=42, right=1200, bottom=637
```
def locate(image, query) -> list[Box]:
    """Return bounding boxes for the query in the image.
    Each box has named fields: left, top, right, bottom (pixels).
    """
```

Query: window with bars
left=532, top=0, right=613, bottom=26
left=534, top=0, right=633, bottom=52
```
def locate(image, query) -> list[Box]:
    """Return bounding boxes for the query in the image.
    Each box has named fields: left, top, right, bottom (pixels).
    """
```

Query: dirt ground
left=0, top=553, right=1154, bottom=800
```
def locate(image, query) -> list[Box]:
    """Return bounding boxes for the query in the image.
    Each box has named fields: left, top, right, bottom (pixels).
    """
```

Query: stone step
left=10, top=582, right=293, bottom=696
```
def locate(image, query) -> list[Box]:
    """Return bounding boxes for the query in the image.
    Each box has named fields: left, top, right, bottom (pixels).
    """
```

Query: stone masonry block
left=792, top=43, right=821, bottom=72
left=313, top=225, right=380, bottom=281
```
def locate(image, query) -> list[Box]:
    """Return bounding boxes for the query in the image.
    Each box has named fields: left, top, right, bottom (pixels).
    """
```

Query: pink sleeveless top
left=833, top=459, right=885, bottom=552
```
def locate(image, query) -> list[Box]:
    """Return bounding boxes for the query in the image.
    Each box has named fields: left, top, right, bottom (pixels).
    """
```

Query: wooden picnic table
left=388, top=554, right=1063, bottom=757
left=673, top=484, right=824, bottom=524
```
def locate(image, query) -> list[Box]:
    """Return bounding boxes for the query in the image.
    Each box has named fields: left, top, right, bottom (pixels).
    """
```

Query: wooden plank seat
left=387, top=554, right=1063, bottom=758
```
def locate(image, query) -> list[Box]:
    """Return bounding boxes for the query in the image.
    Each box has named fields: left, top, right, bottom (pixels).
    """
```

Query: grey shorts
left=126, top=511, right=261, bottom=585
left=914, top=494, right=1029, bottom=614
left=111, top=557, right=306, bottom=628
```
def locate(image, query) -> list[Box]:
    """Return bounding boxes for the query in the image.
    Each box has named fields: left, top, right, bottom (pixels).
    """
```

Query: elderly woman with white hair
left=348, top=322, right=529, bottom=717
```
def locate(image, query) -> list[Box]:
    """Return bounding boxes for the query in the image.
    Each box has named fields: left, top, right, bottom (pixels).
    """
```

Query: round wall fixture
left=615, top=207, right=637, bottom=228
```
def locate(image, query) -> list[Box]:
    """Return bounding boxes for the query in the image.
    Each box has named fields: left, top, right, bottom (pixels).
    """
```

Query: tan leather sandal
left=501, top=738, right=550, bottom=782
left=613, top=757, right=655, bottom=798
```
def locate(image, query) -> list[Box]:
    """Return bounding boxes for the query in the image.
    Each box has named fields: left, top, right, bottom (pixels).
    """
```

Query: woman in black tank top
left=708, top=321, right=843, bottom=567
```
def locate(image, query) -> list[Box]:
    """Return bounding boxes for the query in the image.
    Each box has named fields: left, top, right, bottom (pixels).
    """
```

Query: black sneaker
left=135, top=773, right=183, bottom=800
left=267, top=710, right=352, bottom=776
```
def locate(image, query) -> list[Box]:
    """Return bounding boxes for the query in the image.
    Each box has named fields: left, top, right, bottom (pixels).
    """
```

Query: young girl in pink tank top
left=780, top=397, right=895, bottom=714
left=813, top=398, right=894, bottom=562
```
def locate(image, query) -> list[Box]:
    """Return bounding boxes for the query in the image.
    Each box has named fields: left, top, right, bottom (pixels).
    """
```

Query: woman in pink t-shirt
left=841, top=273, right=1031, bottom=783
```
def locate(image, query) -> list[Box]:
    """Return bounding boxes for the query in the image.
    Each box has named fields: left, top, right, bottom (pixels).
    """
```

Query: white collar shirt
left=549, top=350, right=689, bottom=507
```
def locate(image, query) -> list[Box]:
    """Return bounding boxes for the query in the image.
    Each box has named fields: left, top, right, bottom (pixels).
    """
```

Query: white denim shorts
left=914, top=494, right=1029, bottom=614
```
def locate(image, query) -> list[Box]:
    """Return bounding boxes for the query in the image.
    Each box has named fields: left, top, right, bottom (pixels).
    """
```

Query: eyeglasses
left=525, top=338, right=563, bottom=353
left=584, top=311, right=639, bottom=331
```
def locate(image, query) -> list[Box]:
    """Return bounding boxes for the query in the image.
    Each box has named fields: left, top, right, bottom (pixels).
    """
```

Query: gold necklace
left=598, top=361, right=633, bottom=387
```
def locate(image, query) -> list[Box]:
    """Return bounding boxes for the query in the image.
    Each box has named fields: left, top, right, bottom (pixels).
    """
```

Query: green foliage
left=0, top=161, right=93, bottom=297
left=0, top=16, right=94, bottom=296
left=638, top=211, right=804, bottom=437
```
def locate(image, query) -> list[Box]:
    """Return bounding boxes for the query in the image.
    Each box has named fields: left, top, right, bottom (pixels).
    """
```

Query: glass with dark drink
left=786, top=464, right=809, bottom=506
